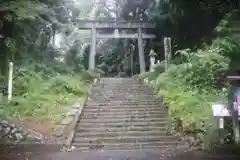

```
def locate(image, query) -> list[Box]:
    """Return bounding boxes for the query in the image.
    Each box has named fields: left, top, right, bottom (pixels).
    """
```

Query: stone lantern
left=149, top=49, right=156, bottom=72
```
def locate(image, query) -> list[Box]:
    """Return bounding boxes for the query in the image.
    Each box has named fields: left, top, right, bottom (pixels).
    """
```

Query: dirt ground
left=1, top=146, right=240, bottom=160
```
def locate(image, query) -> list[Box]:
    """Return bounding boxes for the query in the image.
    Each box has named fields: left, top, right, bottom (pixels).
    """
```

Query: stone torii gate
left=74, top=20, right=156, bottom=73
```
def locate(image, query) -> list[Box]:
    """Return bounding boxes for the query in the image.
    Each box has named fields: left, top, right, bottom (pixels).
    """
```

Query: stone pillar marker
left=114, top=29, right=119, bottom=38
left=164, top=37, right=172, bottom=71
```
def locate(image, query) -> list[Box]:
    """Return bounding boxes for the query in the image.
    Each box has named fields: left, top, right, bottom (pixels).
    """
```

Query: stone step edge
left=71, top=142, right=193, bottom=152
left=56, top=78, right=99, bottom=151
left=75, top=126, right=167, bottom=130
left=73, top=135, right=180, bottom=142
left=72, top=141, right=180, bottom=148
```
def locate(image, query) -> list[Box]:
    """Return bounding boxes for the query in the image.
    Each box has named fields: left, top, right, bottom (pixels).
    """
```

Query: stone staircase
left=71, top=78, right=181, bottom=151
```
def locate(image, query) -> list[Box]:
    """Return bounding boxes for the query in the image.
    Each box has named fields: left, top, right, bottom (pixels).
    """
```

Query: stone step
left=82, top=107, right=163, bottom=111
left=91, top=97, right=157, bottom=99
left=72, top=78, right=180, bottom=151
left=88, top=98, right=160, bottom=101
left=90, top=91, right=154, bottom=93
left=91, top=86, right=152, bottom=88
left=91, top=87, right=153, bottom=89
left=81, top=111, right=165, bottom=116
left=93, top=92, right=154, bottom=94
left=91, top=93, right=155, bottom=96
left=79, top=117, right=166, bottom=123
left=76, top=125, right=166, bottom=132
left=74, top=130, right=170, bottom=137
left=73, top=135, right=180, bottom=143
left=71, top=145, right=177, bottom=151
left=91, top=91, right=154, bottom=94
left=85, top=105, right=162, bottom=109
left=90, top=93, right=156, bottom=95
left=84, top=103, right=163, bottom=107
left=91, top=85, right=151, bottom=87
left=84, top=103, right=162, bottom=107
left=78, top=121, right=167, bottom=127
left=85, top=103, right=162, bottom=107
left=83, top=108, right=165, bottom=112
left=72, top=141, right=179, bottom=150
left=87, top=98, right=160, bottom=101
left=91, top=88, right=152, bottom=90
left=90, top=89, right=152, bottom=91
left=90, top=92, right=156, bottom=94
left=80, top=116, right=165, bottom=121
left=76, top=125, right=169, bottom=132
left=80, top=113, right=165, bottom=119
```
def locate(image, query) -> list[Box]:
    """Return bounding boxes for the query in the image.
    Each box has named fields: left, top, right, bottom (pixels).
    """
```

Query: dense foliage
left=140, top=9, right=240, bottom=148
left=1, top=0, right=240, bottom=148
left=0, top=0, right=104, bottom=132
left=92, top=0, right=240, bottom=76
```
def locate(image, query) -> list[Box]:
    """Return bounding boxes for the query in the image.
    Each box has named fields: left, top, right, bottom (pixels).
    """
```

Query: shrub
left=0, top=61, right=102, bottom=122
left=140, top=37, right=240, bottom=147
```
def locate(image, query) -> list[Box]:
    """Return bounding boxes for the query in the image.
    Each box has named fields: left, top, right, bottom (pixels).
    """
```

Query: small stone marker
left=149, top=49, right=156, bottom=72
left=219, top=117, right=224, bottom=129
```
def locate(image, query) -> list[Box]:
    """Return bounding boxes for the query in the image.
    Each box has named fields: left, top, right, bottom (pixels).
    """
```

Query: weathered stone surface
left=62, top=117, right=73, bottom=125
left=0, top=119, right=47, bottom=147
left=53, top=125, right=64, bottom=137
left=67, top=109, right=78, bottom=116
left=72, top=78, right=181, bottom=151
left=72, top=104, right=80, bottom=109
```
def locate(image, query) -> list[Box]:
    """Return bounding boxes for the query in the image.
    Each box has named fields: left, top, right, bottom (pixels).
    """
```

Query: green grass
left=0, top=74, right=89, bottom=123
left=140, top=72, right=228, bottom=148
left=0, top=66, right=99, bottom=127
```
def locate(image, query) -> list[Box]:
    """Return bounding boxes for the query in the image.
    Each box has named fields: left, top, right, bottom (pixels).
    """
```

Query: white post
left=8, top=62, right=13, bottom=102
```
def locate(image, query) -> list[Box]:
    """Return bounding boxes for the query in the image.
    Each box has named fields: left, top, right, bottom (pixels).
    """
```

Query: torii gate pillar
left=80, top=21, right=155, bottom=72
left=137, top=28, right=146, bottom=73
left=89, top=25, right=96, bottom=70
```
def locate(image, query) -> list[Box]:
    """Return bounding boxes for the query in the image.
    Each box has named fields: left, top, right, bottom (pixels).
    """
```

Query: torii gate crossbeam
left=74, top=20, right=156, bottom=73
